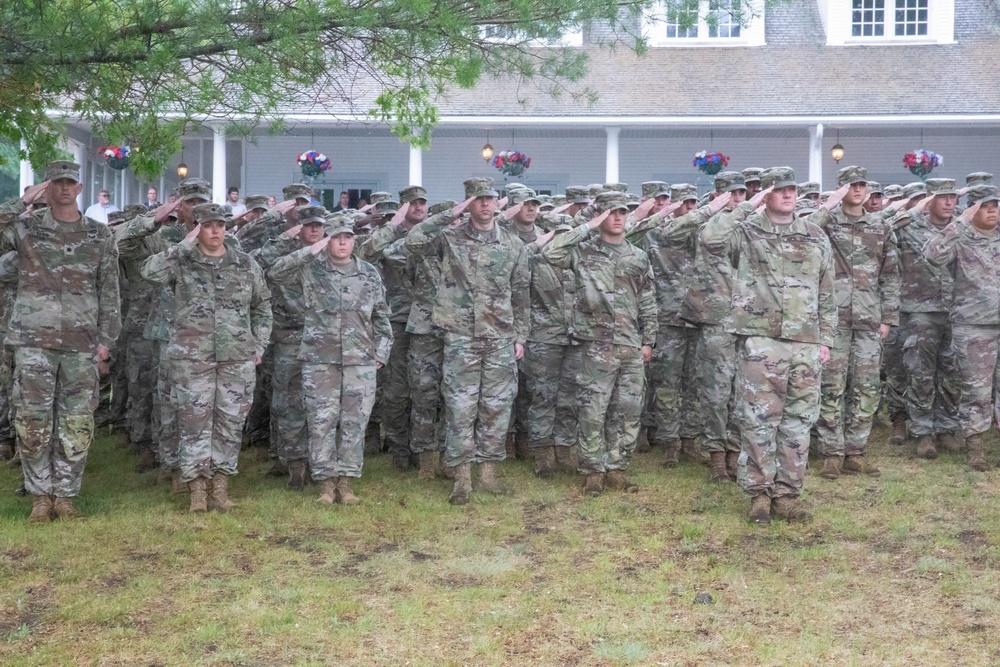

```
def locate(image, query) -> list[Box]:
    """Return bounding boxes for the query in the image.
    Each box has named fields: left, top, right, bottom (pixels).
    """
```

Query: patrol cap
left=44, top=161, right=82, bottom=183
left=550, top=195, right=566, bottom=206
left=595, top=192, right=629, bottom=212
left=626, top=193, right=641, bottom=208
left=836, top=166, right=868, bottom=186
left=429, top=200, right=458, bottom=216
left=966, top=172, right=993, bottom=187
left=741, top=168, right=764, bottom=183
left=545, top=213, right=574, bottom=232
left=282, top=183, right=311, bottom=203
left=508, top=188, right=541, bottom=205
left=795, top=198, right=818, bottom=217
left=641, top=181, right=670, bottom=199
left=32, top=193, right=48, bottom=209
left=297, top=205, right=327, bottom=225
left=967, top=185, right=998, bottom=205
left=867, top=181, right=884, bottom=195
left=761, top=167, right=797, bottom=190
left=463, top=177, right=498, bottom=199
left=715, top=172, right=747, bottom=194
left=323, top=213, right=356, bottom=236
left=192, top=202, right=228, bottom=225
left=797, top=181, right=821, bottom=197
left=369, top=191, right=392, bottom=204
left=399, top=185, right=427, bottom=204
left=107, top=210, right=126, bottom=225
left=565, top=186, right=592, bottom=204
left=883, top=184, right=904, bottom=200
left=245, top=195, right=269, bottom=212
left=374, top=200, right=400, bottom=215
left=178, top=177, right=212, bottom=202
left=504, top=183, right=528, bottom=194
left=537, top=195, right=555, bottom=211
left=603, top=182, right=628, bottom=193
left=670, top=183, right=698, bottom=202
left=586, top=183, right=604, bottom=198
left=902, top=182, right=928, bottom=199
left=925, top=178, right=957, bottom=196
left=123, top=203, right=148, bottom=220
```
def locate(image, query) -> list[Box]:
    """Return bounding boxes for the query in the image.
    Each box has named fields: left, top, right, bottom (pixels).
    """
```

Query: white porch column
left=605, top=127, right=620, bottom=183
left=19, top=139, right=34, bottom=192
left=808, top=123, right=824, bottom=188
left=70, top=141, right=86, bottom=209
left=409, top=145, right=423, bottom=186
left=212, top=124, right=226, bottom=204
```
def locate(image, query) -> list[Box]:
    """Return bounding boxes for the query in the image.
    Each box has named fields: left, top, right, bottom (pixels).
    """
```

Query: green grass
left=2, top=420, right=1000, bottom=666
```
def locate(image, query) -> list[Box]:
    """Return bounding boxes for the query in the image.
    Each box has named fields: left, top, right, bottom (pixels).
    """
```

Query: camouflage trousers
left=441, top=333, right=517, bottom=468
left=649, top=325, right=701, bottom=443
left=303, top=363, right=377, bottom=480
left=407, top=332, right=444, bottom=454
left=508, top=358, right=530, bottom=436
left=882, top=321, right=908, bottom=422
left=173, top=359, right=256, bottom=483
left=126, top=335, right=155, bottom=453
left=696, top=324, right=740, bottom=453
left=524, top=341, right=580, bottom=449
left=950, top=324, right=1000, bottom=438
left=246, top=343, right=273, bottom=448
left=380, top=323, right=411, bottom=459
left=154, top=342, right=181, bottom=472
left=0, top=342, right=14, bottom=445
left=271, top=341, right=308, bottom=464
left=902, top=312, right=960, bottom=437
left=735, top=336, right=821, bottom=499
left=576, top=341, right=645, bottom=474
left=94, top=340, right=129, bottom=429
left=815, top=329, right=883, bottom=457
left=14, top=347, right=99, bottom=497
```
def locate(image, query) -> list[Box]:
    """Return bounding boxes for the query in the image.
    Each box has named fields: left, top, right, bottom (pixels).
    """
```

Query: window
left=665, top=0, right=700, bottom=38
left=644, top=0, right=765, bottom=47
left=851, top=0, right=927, bottom=38
left=708, top=0, right=742, bottom=38
left=851, top=0, right=885, bottom=37
left=894, top=0, right=928, bottom=36
left=480, top=24, right=583, bottom=46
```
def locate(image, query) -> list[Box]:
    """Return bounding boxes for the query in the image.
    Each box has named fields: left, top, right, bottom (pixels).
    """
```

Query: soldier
left=742, top=168, right=763, bottom=199
left=812, top=166, right=900, bottom=479
left=93, top=209, right=130, bottom=436
left=864, top=182, right=884, bottom=214
left=1, top=162, right=121, bottom=522
left=797, top=182, right=821, bottom=205
left=141, top=203, right=272, bottom=513
left=562, top=186, right=592, bottom=219
left=883, top=184, right=904, bottom=205
left=542, top=193, right=657, bottom=496
left=230, top=195, right=270, bottom=232
left=0, top=242, right=16, bottom=462
left=702, top=167, right=836, bottom=524
left=405, top=178, right=529, bottom=505
left=267, top=214, right=392, bottom=504
left=235, top=184, right=308, bottom=254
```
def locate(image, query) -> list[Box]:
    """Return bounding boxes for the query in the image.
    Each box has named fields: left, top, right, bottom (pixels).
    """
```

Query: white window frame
left=643, top=0, right=766, bottom=47
left=480, top=24, right=583, bottom=47
left=823, top=0, right=954, bottom=45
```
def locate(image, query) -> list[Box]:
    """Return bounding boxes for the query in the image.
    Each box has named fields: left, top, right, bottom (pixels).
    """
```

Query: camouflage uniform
left=507, top=211, right=540, bottom=444
left=0, top=246, right=17, bottom=452
left=0, top=184, right=121, bottom=500
left=701, top=176, right=837, bottom=499
left=267, top=246, right=392, bottom=480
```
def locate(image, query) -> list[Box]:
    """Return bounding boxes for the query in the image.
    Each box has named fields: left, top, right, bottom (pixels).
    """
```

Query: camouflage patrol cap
left=538, top=195, right=555, bottom=211
left=192, top=203, right=228, bottom=225
left=670, top=183, right=698, bottom=202
left=123, top=203, right=148, bottom=220
left=323, top=213, right=355, bottom=236
left=867, top=181, right=884, bottom=195
left=565, top=186, right=592, bottom=204
left=797, top=181, right=821, bottom=197
left=178, top=177, right=211, bottom=202
left=836, top=166, right=868, bottom=186
left=551, top=195, right=566, bottom=206
left=641, top=181, right=670, bottom=199
left=546, top=213, right=574, bottom=232
left=297, top=205, right=327, bottom=225
left=586, top=183, right=604, bottom=198
left=966, top=185, right=998, bottom=205
left=245, top=195, right=269, bottom=211
left=508, top=188, right=541, bottom=205
left=504, top=183, right=528, bottom=194
left=742, top=168, right=764, bottom=183
left=399, top=185, right=428, bottom=204
left=369, top=191, right=392, bottom=205
left=603, top=182, right=628, bottom=193
left=374, top=200, right=400, bottom=215
left=925, top=178, right=957, bottom=196
left=107, top=210, right=126, bottom=225
left=595, top=192, right=629, bottom=212
left=902, top=182, right=928, bottom=199
left=795, top=198, right=818, bottom=217
left=282, top=183, right=311, bottom=203
left=429, top=200, right=458, bottom=216
left=966, top=172, right=993, bottom=187
left=463, top=177, right=498, bottom=199
left=883, top=184, right=904, bottom=200
left=44, top=161, right=82, bottom=183
left=761, top=167, right=797, bottom=190
left=626, top=193, right=641, bottom=208
left=715, top=171, right=747, bottom=194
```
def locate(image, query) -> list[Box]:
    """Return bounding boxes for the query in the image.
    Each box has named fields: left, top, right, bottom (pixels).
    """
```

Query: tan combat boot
left=915, top=435, right=937, bottom=460
left=937, top=432, right=965, bottom=453
left=188, top=478, right=208, bottom=513
left=448, top=463, right=472, bottom=505
left=843, top=455, right=880, bottom=476
left=635, top=426, right=651, bottom=453
left=553, top=446, right=577, bottom=471
left=889, top=417, right=907, bottom=446
left=748, top=494, right=771, bottom=525
left=966, top=434, right=988, bottom=472
left=819, top=456, right=842, bottom=480
left=28, top=494, right=53, bottom=523
left=316, top=478, right=336, bottom=504
left=52, top=497, right=84, bottom=520
left=287, top=460, right=307, bottom=491
left=417, top=451, right=438, bottom=480
left=709, top=451, right=729, bottom=483
left=476, top=462, right=505, bottom=494
left=661, top=441, right=681, bottom=468
left=584, top=472, right=604, bottom=497
left=771, top=496, right=812, bottom=523
left=171, top=469, right=188, bottom=494
left=208, top=474, right=237, bottom=512
left=605, top=470, right=638, bottom=493
left=335, top=476, right=360, bottom=505
left=725, top=451, right=739, bottom=480
left=534, top=447, right=556, bottom=479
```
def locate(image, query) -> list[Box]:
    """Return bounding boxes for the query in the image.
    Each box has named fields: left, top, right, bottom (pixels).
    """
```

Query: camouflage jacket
left=0, top=249, right=19, bottom=332
left=924, top=220, right=1000, bottom=326
left=541, top=223, right=658, bottom=349
left=235, top=211, right=284, bottom=254
left=809, top=206, right=900, bottom=330
left=406, top=246, right=443, bottom=336
left=681, top=208, right=742, bottom=326
left=114, top=213, right=174, bottom=337
left=357, top=224, right=415, bottom=323
left=893, top=211, right=954, bottom=313
left=0, top=197, right=121, bottom=352
left=141, top=243, right=271, bottom=362
left=512, top=223, right=540, bottom=245
left=701, top=207, right=837, bottom=346
left=527, top=244, right=576, bottom=345
left=256, top=236, right=308, bottom=343
left=406, top=213, right=529, bottom=343
left=267, top=249, right=393, bottom=365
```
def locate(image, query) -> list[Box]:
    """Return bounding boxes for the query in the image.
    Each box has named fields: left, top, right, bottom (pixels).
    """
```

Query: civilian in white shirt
left=83, top=190, right=121, bottom=224
left=226, top=187, right=247, bottom=216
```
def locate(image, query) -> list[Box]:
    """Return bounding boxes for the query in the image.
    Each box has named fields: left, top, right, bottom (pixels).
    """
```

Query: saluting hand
left=707, top=191, right=733, bottom=214
left=748, top=186, right=772, bottom=209
left=533, top=229, right=556, bottom=248
left=502, top=202, right=523, bottom=221
left=450, top=196, right=475, bottom=224
left=153, top=197, right=183, bottom=226
left=497, top=196, right=509, bottom=209
left=960, top=200, right=981, bottom=223
left=913, top=193, right=935, bottom=214
left=588, top=209, right=610, bottom=231
left=21, top=181, right=49, bottom=206
left=631, top=198, right=657, bottom=221
left=279, top=224, right=303, bottom=240
left=389, top=202, right=410, bottom=227
left=552, top=203, right=574, bottom=214
left=269, top=199, right=297, bottom=217
left=823, top=183, right=851, bottom=211
left=181, top=223, right=201, bottom=248
left=309, top=237, right=329, bottom=255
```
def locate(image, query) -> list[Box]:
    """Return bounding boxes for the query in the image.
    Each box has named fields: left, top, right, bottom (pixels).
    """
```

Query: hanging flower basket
left=903, top=149, right=942, bottom=180
left=297, top=150, right=331, bottom=178
left=99, top=145, right=132, bottom=170
left=693, top=151, right=729, bottom=176
left=492, top=150, right=531, bottom=178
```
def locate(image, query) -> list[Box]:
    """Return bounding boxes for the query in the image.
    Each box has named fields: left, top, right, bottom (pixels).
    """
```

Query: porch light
left=177, top=162, right=188, bottom=178
left=831, top=130, right=844, bottom=163
left=481, top=130, right=494, bottom=161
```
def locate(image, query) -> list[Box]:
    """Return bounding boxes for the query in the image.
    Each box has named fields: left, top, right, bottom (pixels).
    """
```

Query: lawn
left=2, top=423, right=1000, bottom=666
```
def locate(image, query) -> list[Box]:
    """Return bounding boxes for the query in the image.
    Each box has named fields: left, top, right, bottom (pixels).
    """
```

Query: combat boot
left=966, top=434, right=988, bottom=472
left=725, top=451, right=739, bottom=480
left=171, top=469, right=188, bottom=494
left=0, top=441, right=13, bottom=460
left=915, top=435, right=937, bottom=460
left=554, top=446, right=577, bottom=471
left=135, top=447, right=157, bottom=473
left=534, top=447, right=556, bottom=479
left=417, top=451, right=438, bottom=480
left=605, top=470, right=638, bottom=493
left=363, top=423, right=382, bottom=456
left=207, top=474, right=237, bottom=512
left=843, top=455, right=880, bottom=476
left=53, top=497, right=84, bottom=520
left=448, top=463, right=472, bottom=505
left=709, top=452, right=729, bottom=483
left=440, top=452, right=455, bottom=479
left=771, top=496, right=811, bottom=523
left=635, top=426, right=651, bottom=453
left=264, top=460, right=288, bottom=478
left=188, top=478, right=208, bottom=513
left=661, top=441, right=681, bottom=468
left=584, top=472, right=604, bottom=497
left=889, top=417, right=907, bottom=446
left=680, top=438, right=703, bottom=463
left=514, top=432, right=530, bottom=461
left=476, top=462, right=505, bottom=494
left=335, top=476, right=360, bottom=505
left=316, top=478, right=336, bottom=504
left=28, top=494, right=53, bottom=523
left=819, top=456, right=842, bottom=479
left=287, top=460, right=307, bottom=491
left=748, top=494, right=771, bottom=525
left=937, top=432, right=965, bottom=454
